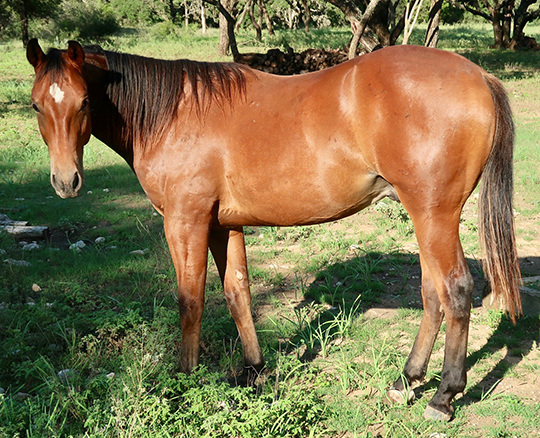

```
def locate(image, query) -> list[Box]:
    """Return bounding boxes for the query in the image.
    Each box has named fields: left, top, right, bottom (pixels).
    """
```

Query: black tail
left=478, top=73, right=521, bottom=322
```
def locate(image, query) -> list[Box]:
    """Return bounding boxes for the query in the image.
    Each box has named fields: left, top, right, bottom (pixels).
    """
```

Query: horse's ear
left=67, top=40, right=85, bottom=69
left=27, top=38, right=44, bottom=69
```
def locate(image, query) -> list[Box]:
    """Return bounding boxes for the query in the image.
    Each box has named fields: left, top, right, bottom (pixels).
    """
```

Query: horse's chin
left=55, top=189, right=80, bottom=199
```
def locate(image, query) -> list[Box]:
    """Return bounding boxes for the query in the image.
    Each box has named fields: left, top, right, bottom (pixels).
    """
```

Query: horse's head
left=27, top=39, right=91, bottom=199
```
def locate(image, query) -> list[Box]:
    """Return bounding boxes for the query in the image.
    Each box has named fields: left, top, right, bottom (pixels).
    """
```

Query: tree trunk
left=424, top=0, right=443, bottom=48
left=201, top=2, right=207, bottom=34
left=18, top=7, right=29, bottom=47
left=184, top=0, right=189, bottom=26
left=348, top=0, right=382, bottom=58
left=257, top=0, right=264, bottom=37
left=249, top=0, right=262, bottom=40
left=207, top=0, right=237, bottom=56
left=301, top=0, right=310, bottom=33
left=368, top=0, right=394, bottom=46
left=219, top=8, right=230, bottom=54
left=492, top=10, right=504, bottom=48
left=260, top=0, right=274, bottom=35
left=502, top=0, right=513, bottom=47
left=169, top=0, right=178, bottom=21
left=235, top=0, right=251, bottom=31
left=510, top=0, right=540, bottom=48
left=403, top=0, right=427, bottom=45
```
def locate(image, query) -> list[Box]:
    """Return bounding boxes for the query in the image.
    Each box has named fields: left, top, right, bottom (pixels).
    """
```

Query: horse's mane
left=40, top=46, right=250, bottom=148
left=101, top=50, right=250, bottom=147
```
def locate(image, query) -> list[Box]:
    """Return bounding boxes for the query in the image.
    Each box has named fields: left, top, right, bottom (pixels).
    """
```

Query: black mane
left=101, top=50, right=250, bottom=147
left=38, top=48, right=67, bottom=82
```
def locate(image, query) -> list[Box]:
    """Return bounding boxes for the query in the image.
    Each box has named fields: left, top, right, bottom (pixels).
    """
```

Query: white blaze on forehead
left=49, top=83, right=65, bottom=103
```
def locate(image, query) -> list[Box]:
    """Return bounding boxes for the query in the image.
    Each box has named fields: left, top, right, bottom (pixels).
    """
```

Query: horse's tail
left=478, top=73, right=521, bottom=322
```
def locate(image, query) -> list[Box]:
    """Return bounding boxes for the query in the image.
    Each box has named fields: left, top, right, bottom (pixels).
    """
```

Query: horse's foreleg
left=209, top=227, right=264, bottom=382
left=165, top=217, right=211, bottom=374
left=388, top=257, right=444, bottom=404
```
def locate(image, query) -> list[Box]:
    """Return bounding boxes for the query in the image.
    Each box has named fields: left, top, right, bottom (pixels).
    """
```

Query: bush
left=53, top=0, right=119, bottom=41
left=441, top=3, right=466, bottom=25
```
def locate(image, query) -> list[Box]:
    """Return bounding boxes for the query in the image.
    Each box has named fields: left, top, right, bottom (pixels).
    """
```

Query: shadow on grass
left=257, top=250, right=540, bottom=412
left=457, top=48, right=540, bottom=80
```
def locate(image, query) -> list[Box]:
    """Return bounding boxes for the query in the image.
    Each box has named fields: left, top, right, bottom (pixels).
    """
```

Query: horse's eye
left=81, top=98, right=88, bottom=111
left=32, top=103, right=40, bottom=113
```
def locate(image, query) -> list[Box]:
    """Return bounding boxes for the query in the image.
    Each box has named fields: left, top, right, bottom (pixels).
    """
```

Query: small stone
left=69, top=240, right=86, bottom=251
left=106, top=372, right=115, bottom=379
left=4, top=259, right=32, bottom=267
left=32, top=284, right=42, bottom=292
left=13, top=392, right=31, bottom=401
left=22, top=242, right=39, bottom=251
left=45, top=302, right=54, bottom=308
left=57, top=369, right=77, bottom=382
left=87, top=190, right=93, bottom=195
left=103, top=188, right=110, bottom=193
left=0, top=387, right=5, bottom=395
left=95, top=237, right=106, bottom=244
left=129, top=249, right=148, bottom=256
left=14, top=198, right=25, bottom=201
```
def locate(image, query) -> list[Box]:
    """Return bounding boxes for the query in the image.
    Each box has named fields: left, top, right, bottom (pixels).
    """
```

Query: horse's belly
left=217, top=173, right=397, bottom=227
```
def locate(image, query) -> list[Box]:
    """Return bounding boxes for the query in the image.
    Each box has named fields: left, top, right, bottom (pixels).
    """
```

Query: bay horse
left=27, top=38, right=520, bottom=421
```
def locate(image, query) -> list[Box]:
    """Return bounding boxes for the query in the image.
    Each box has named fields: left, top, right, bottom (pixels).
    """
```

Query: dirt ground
left=248, top=199, right=540, bottom=429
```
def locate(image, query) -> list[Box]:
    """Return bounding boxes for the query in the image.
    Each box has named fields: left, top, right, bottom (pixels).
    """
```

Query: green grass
left=1, top=23, right=540, bottom=437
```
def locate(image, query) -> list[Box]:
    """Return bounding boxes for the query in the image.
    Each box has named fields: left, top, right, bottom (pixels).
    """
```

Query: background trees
left=451, top=0, right=540, bottom=48
left=1, top=0, right=539, bottom=53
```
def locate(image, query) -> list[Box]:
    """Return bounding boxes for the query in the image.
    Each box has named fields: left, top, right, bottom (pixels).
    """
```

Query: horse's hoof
left=386, top=387, right=415, bottom=405
left=423, top=404, right=453, bottom=422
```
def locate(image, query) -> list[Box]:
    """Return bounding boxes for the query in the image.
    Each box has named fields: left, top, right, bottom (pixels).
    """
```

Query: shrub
left=52, top=0, right=119, bottom=41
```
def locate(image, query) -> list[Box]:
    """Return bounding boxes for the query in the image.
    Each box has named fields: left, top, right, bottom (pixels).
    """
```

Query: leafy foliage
left=52, top=0, right=120, bottom=41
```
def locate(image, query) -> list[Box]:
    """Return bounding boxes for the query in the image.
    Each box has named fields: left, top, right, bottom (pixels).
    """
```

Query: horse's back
left=161, top=46, right=498, bottom=227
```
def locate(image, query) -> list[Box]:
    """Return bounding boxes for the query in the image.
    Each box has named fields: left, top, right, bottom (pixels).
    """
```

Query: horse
left=27, top=38, right=521, bottom=421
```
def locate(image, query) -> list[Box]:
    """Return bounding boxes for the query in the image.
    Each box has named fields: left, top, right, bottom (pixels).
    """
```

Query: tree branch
left=348, top=0, right=382, bottom=58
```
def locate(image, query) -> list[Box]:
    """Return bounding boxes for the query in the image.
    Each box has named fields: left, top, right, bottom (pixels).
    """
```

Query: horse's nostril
left=72, top=172, right=80, bottom=191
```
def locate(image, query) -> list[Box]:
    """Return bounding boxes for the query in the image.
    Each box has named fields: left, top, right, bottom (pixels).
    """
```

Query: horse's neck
left=84, top=57, right=136, bottom=169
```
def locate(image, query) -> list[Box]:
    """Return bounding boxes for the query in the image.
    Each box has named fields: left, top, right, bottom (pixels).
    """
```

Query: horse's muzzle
left=51, top=171, right=83, bottom=198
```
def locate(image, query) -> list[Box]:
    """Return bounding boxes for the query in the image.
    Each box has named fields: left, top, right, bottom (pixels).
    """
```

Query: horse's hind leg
left=209, top=227, right=264, bottom=383
left=389, top=205, right=473, bottom=421
left=388, top=256, right=444, bottom=403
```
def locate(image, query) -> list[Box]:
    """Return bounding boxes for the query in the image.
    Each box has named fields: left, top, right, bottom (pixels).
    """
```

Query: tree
left=8, top=0, right=62, bottom=46
left=424, top=0, right=443, bottom=48
left=203, top=0, right=240, bottom=56
left=451, top=0, right=540, bottom=49
left=326, top=0, right=405, bottom=50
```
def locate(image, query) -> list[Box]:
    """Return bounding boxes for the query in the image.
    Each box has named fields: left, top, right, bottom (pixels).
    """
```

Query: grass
left=2, top=23, right=540, bottom=437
